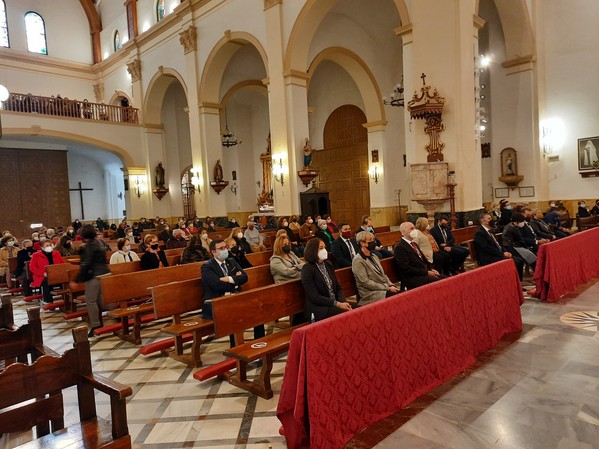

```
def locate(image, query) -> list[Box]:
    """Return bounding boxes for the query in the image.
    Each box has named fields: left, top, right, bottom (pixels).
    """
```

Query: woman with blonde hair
left=412, top=217, right=451, bottom=275
left=229, top=227, right=253, bottom=254
left=198, top=228, right=212, bottom=253
left=270, top=234, right=304, bottom=283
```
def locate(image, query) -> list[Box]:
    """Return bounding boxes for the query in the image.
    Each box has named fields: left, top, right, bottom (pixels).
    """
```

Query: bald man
left=394, top=221, right=446, bottom=290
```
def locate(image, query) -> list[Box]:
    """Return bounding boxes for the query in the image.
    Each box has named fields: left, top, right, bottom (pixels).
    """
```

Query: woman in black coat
left=140, top=234, right=169, bottom=270
left=300, top=238, right=351, bottom=322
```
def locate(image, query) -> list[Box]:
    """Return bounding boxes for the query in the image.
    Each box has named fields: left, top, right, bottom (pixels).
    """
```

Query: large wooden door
left=312, top=105, right=369, bottom=229
left=0, top=148, right=71, bottom=237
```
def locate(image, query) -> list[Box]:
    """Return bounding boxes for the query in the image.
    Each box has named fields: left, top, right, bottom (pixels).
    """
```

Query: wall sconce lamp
left=134, top=175, right=145, bottom=198
left=190, top=167, right=201, bottom=193
left=542, top=126, right=553, bottom=158
left=369, top=149, right=380, bottom=184
left=273, top=158, right=285, bottom=186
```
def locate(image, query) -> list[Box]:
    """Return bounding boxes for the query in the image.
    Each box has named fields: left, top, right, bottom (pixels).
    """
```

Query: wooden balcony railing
left=1, top=92, right=139, bottom=124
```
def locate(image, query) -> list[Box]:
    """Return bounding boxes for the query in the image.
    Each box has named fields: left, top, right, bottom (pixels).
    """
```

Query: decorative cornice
left=179, top=25, right=198, bottom=54
left=502, top=55, right=535, bottom=74
left=0, top=48, right=94, bottom=79
left=264, top=0, right=282, bottom=11
left=199, top=102, right=221, bottom=114
left=127, top=59, right=142, bottom=82
left=93, top=82, right=104, bottom=102
left=283, top=69, right=310, bottom=87
left=394, top=24, right=413, bottom=45
left=473, top=15, right=486, bottom=30
left=362, top=120, right=388, bottom=131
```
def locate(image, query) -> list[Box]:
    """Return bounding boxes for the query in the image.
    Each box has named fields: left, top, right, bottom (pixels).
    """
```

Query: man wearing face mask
left=15, top=239, right=35, bottom=296
left=315, top=219, right=334, bottom=250
left=299, top=216, right=317, bottom=242
left=359, top=215, right=393, bottom=259
left=0, top=235, right=20, bottom=288
left=166, top=228, right=187, bottom=249
left=30, top=238, right=65, bottom=304
left=502, top=213, right=537, bottom=268
left=352, top=231, right=400, bottom=305
left=430, top=216, right=470, bottom=275
left=394, top=222, right=446, bottom=290
left=201, top=239, right=263, bottom=346
left=577, top=201, right=591, bottom=218
left=244, top=221, right=267, bottom=252
left=331, top=224, right=359, bottom=268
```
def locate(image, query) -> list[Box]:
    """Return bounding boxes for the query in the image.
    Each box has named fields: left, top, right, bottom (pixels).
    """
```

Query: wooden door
left=0, top=148, right=71, bottom=237
left=312, top=105, right=369, bottom=229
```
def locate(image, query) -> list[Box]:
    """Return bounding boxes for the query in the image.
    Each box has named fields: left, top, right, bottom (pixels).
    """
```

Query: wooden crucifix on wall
left=69, top=181, right=93, bottom=220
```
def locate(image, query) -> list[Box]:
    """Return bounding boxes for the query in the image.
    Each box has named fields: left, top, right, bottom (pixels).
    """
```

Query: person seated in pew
left=166, top=229, right=188, bottom=249
left=227, top=216, right=238, bottom=228
left=158, top=223, right=172, bottom=243
left=270, top=234, right=304, bottom=283
left=116, top=220, right=128, bottom=239
left=54, top=234, right=76, bottom=257
left=543, top=206, right=573, bottom=238
left=230, top=226, right=253, bottom=252
left=352, top=231, right=400, bottom=306
left=591, top=199, right=599, bottom=216
left=201, top=239, right=264, bottom=347
left=529, top=209, right=556, bottom=241
left=324, top=214, right=339, bottom=234
left=65, top=225, right=77, bottom=240
left=140, top=234, right=169, bottom=270
left=124, top=227, right=140, bottom=244
left=225, top=237, right=252, bottom=269
left=0, top=235, right=20, bottom=287
left=522, top=208, right=550, bottom=249
left=331, top=224, right=359, bottom=268
left=429, top=215, right=470, bottom=275
left=315, top=219, right=334, bottom=251
left=71, top=224, right=110, bottom=337
left=394, top=222, right=446, bottom=290
left=299, top=215, right=317, bottom=242
left=181, top=236, right=210, bottom=264
left=15, top=239, right=34, bottom=295
left=264, top=216, right=278, bottom=230
left=186, top=219, right=198, bottom=234
left=205, top=218, right=218, bottom=232
left=301, top=238, right=352, bottom=322
left=474, top=213, right=525, bottom=280
left=109, top=238, right=140, bottom=264
left=578, top=201, right=591, bottom=218
left=244, top=221, right=267, bottom=252
left=30, top=238, right=66, bottom=304
left=199, top=228, right=212, bottom=253
left=502, top=213, right=537, bottom=269
left=277, top=217, right=304, bottom=257
left=288, top=215, right=301, bottom=232
left=358, top=215, right=393, bottom=259
left=412, top=217, right=451, bottom=276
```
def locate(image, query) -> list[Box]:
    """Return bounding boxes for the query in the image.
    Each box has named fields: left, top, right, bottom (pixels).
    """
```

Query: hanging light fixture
left=221, top=108, right=242, bottom=148
left=383, top=77, right=405, bottom=108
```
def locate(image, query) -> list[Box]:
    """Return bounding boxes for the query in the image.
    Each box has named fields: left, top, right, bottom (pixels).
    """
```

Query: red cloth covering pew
left=277, top=259, right=523, bottom=449
left=534, top=227, right=599, bottom=302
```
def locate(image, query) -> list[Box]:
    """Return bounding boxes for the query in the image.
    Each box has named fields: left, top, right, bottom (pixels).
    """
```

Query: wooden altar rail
left=2, top=93, right=139, bottom=125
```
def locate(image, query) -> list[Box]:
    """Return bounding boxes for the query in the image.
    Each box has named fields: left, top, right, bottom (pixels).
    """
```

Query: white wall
left=67, top=152, right=107, bottom=221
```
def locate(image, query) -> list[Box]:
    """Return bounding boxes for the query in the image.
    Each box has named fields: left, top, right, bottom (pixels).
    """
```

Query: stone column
left=199, top=104, right=228, bottom=217
left=127, top=59, right=144, bottom=123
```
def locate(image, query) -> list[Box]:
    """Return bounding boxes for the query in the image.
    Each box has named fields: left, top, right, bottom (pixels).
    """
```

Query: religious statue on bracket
left=407, top=73, right=446, bottom=162
left=498, top=147, right=524, bottom=189
left=152, top=162, right=169, bottom=200
left=297, top=137, right=320, bottom=187
left=257, top=133, right=274, bottom=208
left=210, top=159, right=229, bottom=194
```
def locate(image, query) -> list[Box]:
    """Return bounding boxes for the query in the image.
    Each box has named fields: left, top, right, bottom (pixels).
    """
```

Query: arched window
left=113, top=30, right=121, bottom=51
left=0, top=1, right=9, bottom=48
left=156, top=0, right=165, bottom=23
left=24, top=11, right=47, bottom=54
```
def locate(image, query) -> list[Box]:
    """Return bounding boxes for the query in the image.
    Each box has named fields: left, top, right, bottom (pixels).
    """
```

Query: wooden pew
left=98, top=263, right=203, bottom=344
left=376, top=230, right=402, bottom=250
left=577, top=214, right=599, bottom=231
left=210, top=280, right=306, bottom=399
left=0, top=307, right=55, bottom=367
left=145, top=264, right=276, bottom=366
left=0, top=327, right=132, bottom=449
left=452, top=225, right=478, bottom=244
left=45, top=263, right=77, bottom=312
left=246, top=250, right=273, bottom=267
left=0, top=296, right=14, bottom=330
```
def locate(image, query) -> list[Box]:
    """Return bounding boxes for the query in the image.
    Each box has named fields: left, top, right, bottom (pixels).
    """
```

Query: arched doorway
left=312, top=104, right=369, bottom=228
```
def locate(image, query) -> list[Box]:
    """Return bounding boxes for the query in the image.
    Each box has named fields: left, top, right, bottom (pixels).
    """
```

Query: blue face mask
left=218, top=249, right=229, bottom=260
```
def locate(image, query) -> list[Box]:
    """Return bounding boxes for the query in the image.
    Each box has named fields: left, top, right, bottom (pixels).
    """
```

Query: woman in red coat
left=29, top=239, right=65, bottom=303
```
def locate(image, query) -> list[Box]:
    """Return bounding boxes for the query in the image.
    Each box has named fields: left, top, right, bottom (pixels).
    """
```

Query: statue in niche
left=214, top=159, right=224, bottom=182
left=303, top=138, right=313, bottom=168
left=505, top=154, right=514, bottom=175
left=499, top=147, right=523, bottom=189
left=155, top=162, right=166, bottom=188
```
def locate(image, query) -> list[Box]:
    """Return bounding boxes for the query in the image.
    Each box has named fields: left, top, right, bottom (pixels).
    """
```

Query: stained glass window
left=114, top=30, right=121, bottom=51
left=156, top=0, right=165, bottom=23
left=0, top=1, right=9, bottom=48
left=25, top=11, right=47, bottom=54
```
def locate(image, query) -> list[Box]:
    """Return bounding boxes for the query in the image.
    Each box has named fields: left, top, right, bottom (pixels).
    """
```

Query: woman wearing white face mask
left=0, top=235, right=20, bottom=287
left=199, top=229, right=212, bottom=253
left=30, top=239, right=65, bottom=304
left=110, top=238, right=140, bottom=264
left=229, top=227, right=253, bottom=255
left=301, top=238, right=351, bottom=322
left=412, top=217, right=451, bottom=275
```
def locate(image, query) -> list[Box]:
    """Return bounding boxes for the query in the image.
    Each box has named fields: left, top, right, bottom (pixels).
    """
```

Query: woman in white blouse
left=109, top=238, right=140, bottom=264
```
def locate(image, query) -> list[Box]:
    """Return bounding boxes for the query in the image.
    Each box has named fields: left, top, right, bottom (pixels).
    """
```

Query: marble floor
left=3, top=274, right=599, bottom=449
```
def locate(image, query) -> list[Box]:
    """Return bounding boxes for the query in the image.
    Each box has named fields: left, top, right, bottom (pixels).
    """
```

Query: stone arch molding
left=308, top=47, right=386, bottom=126
left=109, top=90, right=134, bottom=107
left=285, top=0, right=410, bottom=74
left=476, top=0, right=534, bottom=62
left=199, top=31, right=269, bottom=106
left=3, top=128, right=134, bottom=167
left=143, top=67, right=189, bottom=125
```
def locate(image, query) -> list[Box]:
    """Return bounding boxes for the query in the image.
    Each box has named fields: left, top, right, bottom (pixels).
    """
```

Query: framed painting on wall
left=578, top=136, right=599, bottom=171
left=494, top=187, right=509, bottom=198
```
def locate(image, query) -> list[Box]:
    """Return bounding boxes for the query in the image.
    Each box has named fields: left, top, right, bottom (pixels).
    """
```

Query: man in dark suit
left=429, top=215, right=470, bottom=274
left=331, top=224, right=359, bottom=268
left=394, top=222, right=445, bottom=289
left=529, top=209, right=556, bottom=241
left=474, top=213, right=525, bottom=279
left=201, top=239, right=264, bottom=346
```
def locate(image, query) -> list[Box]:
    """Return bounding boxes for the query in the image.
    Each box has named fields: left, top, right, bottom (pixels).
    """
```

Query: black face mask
left=367, top=241, right=377, bottom=252
left=282, top=245, right=291, bottom=254
left=439, top=223, right=447, bottom=229
left=27, top=247, right=34, bottom=253
left=229, top=246, right=239, bottom=255
left=150, top=244, right=159, bottom=250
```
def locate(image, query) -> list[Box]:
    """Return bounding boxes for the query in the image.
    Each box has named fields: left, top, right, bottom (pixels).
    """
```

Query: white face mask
left=550, top=203, right=556, bottom=207
left=505, top=205, right=513, bottom=210
left=201, top=234, right=208, bottom=240
left=320, top=224, right=327, bottom=230
left=326, top=218, right=331, bottom=223
left=43, top=246, right=53, bottom=253
left=426, top=225, right=431, bottom=230
left=237, top=232, right=243, bottom=239
left=283, top=221, right=289, bottom=227
left=308, top=219, right=313, bottom=224
left=580, top=203, right=586, bottom=208
left=124, top=245, right=131, bottom=252
left=409, top=229, right=419, bottom=239
left=7, top=241, right=15, bottom=247
left=318, top=248, right=328, bottom=261
left=127, top=232, right=133, bottom=237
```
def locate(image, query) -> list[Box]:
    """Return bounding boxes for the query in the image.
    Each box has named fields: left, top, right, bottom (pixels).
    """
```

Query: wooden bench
left=99, top=262, right=203, bottom=344
left=245, top=250, right=273, bottom=267
left=376, top=230, right=402, bottom=250
left=145, top=264, right=276, bottom=366
left=210, top=280, right=306, bottom=399
left=0, top=326, right=132, bottom=449
left=576, top=214, right=599, bottom=231
left=0, top=296, right=14, bottom=330
left=45, top=263, right=77, bottom=312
